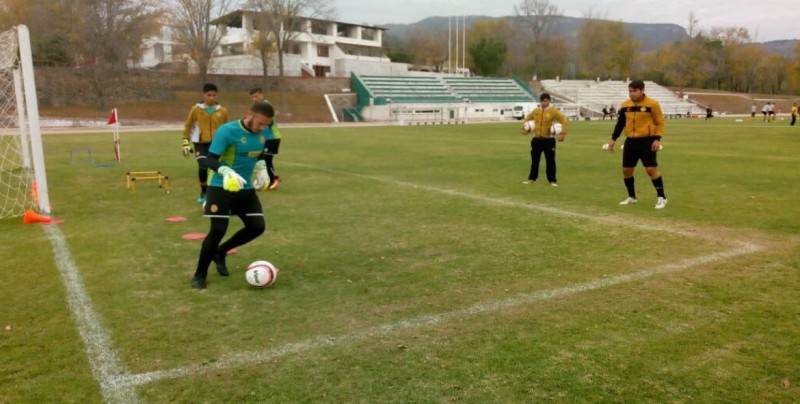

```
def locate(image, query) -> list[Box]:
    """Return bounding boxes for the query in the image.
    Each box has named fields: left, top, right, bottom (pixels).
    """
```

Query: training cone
left=23, top=209, right=52, bottom=224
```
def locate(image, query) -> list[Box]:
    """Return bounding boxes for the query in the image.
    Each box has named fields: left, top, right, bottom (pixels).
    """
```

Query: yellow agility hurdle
left=126, top=171, right=170, bottom=194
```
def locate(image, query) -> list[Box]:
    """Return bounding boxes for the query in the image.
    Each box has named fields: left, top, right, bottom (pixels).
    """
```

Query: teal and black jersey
left=209, top=120, right=273, bottom=190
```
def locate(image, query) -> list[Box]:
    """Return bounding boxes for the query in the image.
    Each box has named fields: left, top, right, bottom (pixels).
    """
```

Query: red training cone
left=23, top=209, right=52, bottom=224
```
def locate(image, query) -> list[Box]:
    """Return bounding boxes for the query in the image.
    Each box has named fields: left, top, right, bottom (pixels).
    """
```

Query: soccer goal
left=0, top=25, right=50, bottom=219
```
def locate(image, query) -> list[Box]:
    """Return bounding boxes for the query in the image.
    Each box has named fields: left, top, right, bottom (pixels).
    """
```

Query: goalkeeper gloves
left=182, top=139, right=194, bottom=157
left=252, top=160, right=269, bottom=191
left=218, top=166, right=246, bottom=192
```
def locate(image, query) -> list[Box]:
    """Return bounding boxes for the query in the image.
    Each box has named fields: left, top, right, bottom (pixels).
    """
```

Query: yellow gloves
left=182, top=139, right=194, bottom=157
left=218, top=166, right=246, bottom=192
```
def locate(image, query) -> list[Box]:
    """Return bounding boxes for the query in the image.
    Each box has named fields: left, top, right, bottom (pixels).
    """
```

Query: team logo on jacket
left=640, top=107, right=647, bottom=112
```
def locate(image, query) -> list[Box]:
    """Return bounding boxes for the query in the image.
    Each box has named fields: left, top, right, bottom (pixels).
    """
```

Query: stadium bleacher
left=442, top=77, right=535, bottom=103
left=540, top=79, right=703, bottom=118
left=352, top=74, right=536, bottom=107
left=355, top=75, right=462, bottom=106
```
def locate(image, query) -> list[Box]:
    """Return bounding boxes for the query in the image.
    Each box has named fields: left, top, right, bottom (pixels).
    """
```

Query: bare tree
left=169, top=0, right=234, bottom=85
left=686, top=11, right=700, bottom=39
left=513, top=0, right=561, bottom=75
left=75, top=0, right=163, bottom=109
left=247, top=0, right=334, bottom=110
left=250, top=13, right=278, bottom=91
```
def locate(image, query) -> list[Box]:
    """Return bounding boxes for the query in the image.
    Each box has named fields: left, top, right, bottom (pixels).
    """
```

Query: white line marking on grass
left=112, top=243, right=761, bottom=389
left=42, top=225, right=140, bottom=404
left=283, top=162, right=738, bottom=243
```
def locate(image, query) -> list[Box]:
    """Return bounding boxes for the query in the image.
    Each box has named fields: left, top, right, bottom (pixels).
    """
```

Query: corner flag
left=108, top=108, right=121, bottom=161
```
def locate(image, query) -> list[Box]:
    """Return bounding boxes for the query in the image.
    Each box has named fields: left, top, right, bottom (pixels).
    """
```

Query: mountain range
left=381, top=16, right=796, bottom=58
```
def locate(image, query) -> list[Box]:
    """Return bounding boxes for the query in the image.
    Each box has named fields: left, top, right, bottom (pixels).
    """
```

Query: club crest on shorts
left=210, top=204, right=218, bottom=213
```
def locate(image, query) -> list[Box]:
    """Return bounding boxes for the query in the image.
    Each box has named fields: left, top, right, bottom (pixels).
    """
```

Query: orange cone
left=23, top=209, right=51, bottom=224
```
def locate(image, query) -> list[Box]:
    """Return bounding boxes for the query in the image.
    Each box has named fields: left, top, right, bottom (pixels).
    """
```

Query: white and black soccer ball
left=246, top=260, right=279, bottom=288
left=522, top=120, right=535, bottom=132
left=550, top=122, right=563, bottom=135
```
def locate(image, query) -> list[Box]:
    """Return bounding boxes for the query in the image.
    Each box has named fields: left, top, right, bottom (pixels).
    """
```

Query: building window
left=311, top=20, right=327, bottom=35
left=154, top=43, right=164, bottom=61
left=317, top=45, right=329, bottom=57
left=362, top=28, right=375, bottom=41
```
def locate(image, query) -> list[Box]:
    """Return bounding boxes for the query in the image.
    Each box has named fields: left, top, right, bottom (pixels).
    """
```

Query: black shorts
left=622, top=137, right=658, bottom=168
left=264, top=138, right=281, bottom=155
left=203, top=187, right=263, bottom=219
left=193, top=142, right=210, bottom=159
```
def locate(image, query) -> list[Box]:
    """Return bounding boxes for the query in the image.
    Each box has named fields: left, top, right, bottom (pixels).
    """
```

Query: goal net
left=0, top=25, right=50, bottom=218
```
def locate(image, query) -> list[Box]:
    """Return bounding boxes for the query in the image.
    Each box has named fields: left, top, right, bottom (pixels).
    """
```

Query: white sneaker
left=655, top=197, right=668, bottom=209
left=550, top=182, right=558, bottom=187
left=522, top=180, right=535, bottom=184
left=619, top=197, right=637, bottom=205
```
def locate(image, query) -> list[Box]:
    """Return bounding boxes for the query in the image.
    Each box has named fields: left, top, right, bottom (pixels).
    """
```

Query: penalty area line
left=283, top=162, right=747, bottom=244
left=42, top=225, right=140, bottom=403
left=111, top=243, right=761, bottom=390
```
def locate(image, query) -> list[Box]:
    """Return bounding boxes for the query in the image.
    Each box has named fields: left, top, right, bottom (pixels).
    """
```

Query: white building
left=208, top=10, right=408, bottom=77
left=130, top=23, right=188, bottom=69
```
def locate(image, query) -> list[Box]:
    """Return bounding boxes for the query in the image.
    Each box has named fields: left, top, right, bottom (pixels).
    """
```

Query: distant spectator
left=751, top=103, right=757, bottom=119
left=767, top=102, right=776, bottom=122
left=705, top=106, right=713, bottom=120
left=602, top=106, right=611, bottom=120
left=609, top=106, right=616, bottom=118
left=791, top=102, right=798, bottom=126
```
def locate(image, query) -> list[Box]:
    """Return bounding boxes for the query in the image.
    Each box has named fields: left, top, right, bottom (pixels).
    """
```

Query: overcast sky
left=333, top=0, right=800, bottom=42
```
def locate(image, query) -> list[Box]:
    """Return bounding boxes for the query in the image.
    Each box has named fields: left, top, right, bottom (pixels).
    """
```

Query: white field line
left=42, top=225, right=140, bottom=404
left=283, top=162, right=747, bottom=245
left=113, top=242, right=761, bottom=389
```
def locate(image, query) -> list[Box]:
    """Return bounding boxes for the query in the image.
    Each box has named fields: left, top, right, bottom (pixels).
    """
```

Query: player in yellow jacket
left=790, top=102, right=797, bottom=126
left=182, top=83, right=229, bottom=204
left=604, top=80, right=668, bottom=209
left=520, top=93, right=568, bottom=186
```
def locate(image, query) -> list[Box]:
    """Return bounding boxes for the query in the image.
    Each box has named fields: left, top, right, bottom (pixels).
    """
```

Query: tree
left=0, top=0, right=82, bottom=66
left=466, top=18, right=513, bottom=76
left=406, top=29, right=448, bottom=70
left=468, top=38, right=507, bottom=76
left=250, top=13, right=278, bottom=91
left=760, top=54, right=791, bottom=94
left=75, top=0, right=163, bottom=109
left=735, top=42, right=766, bottom=92
left=791, top=42, right=800, bottom=93
left=705, top=26, right=750, bottom=90
left=513, top=0, right=560, bottom=76
left=247, top=0, right=334, bottom=110
left=576, top=18, right=639, bottom=79
left=170, top=0, right=234, bottom=85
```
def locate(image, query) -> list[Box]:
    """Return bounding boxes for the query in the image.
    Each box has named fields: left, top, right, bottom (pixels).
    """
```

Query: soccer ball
left=245, top=260, right=279, bottom=288
left=522, top=120, right=535, bottom=132
left=550, top=122, right=563, bottom=135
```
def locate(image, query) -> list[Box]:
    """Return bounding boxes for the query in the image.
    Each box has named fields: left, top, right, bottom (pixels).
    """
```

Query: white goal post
left=0, top=24, right=50, bottom=218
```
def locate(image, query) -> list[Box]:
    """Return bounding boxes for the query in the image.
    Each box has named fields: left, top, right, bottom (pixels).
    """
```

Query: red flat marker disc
left=226, top=248, right=238, bottom=255
left=181, top=233, right=206, bottom=240
left=165, top=217, right=188, bottom=222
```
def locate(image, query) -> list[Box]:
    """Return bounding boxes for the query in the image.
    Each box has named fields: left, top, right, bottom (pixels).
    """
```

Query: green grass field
left=1, top=118, right=798, bottom=403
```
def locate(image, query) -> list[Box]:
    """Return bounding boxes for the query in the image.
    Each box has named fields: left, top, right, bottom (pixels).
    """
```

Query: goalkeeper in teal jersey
left=249, top=87, right=282, bottom=190
left=191, top=102, right=275, bottom=290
